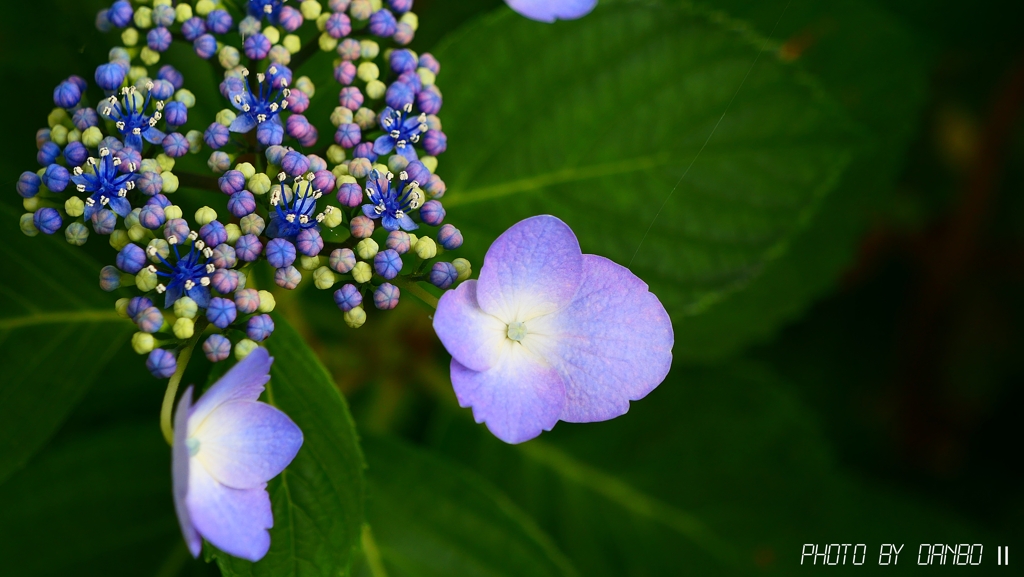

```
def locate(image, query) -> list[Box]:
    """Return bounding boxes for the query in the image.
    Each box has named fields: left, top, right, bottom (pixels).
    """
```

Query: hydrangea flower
left=373, top=104, right=427, bottom=161
left=71, top=148, right=138, bottom=219
left=173, top=348, right=303, bottom=561
left=266, top=176, right=334, bottom=239
left=505, top=0, right=597, bottom=22
left=149, top=238, right=215, bottom=309
left=361, top=169, right=424, bottom=231
left=224, top=68, right=291, bottom=146
left=100, top=85, right=167, bottom=151
left=432, top=215, right=673, bottom=443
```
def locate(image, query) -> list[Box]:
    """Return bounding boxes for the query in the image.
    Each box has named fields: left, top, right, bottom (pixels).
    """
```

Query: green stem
left=361, top=524, right=390, bottom=577
left=392, top=276, right=438, bottom=310
left=159, top=319, right=209, bottom=446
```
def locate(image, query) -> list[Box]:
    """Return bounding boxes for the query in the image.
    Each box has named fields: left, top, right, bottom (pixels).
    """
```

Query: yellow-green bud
left=331, top=106, right=354, bottom=127
left=162, top=172, right=179, bottom=193
left=301, top=0, right=323, bottom=19
left=116, top=298, right=131, bottom=319
left=22, top=197, right=39, bottom=212
left=295, top=76, right=315, bottom=98
left=19, top=213, right=38, bottom=237
left=356, top=238, right=379, bottom=260
left=148, top=238, right=170, bottom=262
left=215, top=109, right=237, bottom=127
left=156, top=154, right=175, bottom=172
left=134, top=6, right=153, bottom=28
left=319, top=32, right=338, bottom=52
left=67, top=128, right=81, bottom=143
left=235, top=162, right=256, bottom=180
left=300, top=255, right=322, bottom=271
left=218, top=45, right=241, bottom=69
left=48, top=108, right=70, bottom=129
left=225, top=223, right=241, bottom=245
left=420, top=156, right=438, bottom=173
left=283, top=34, right=302, bottom=54
left=122, top=27, right=140, bottom=47
left=407, top=233, right=418, bottom=247
left=365, top=80, right=386, bottom=100
left=175, top=3, right=193, bottom=22
left=314, top=266, right=336, bottom=290
left=316, top=12, right=331, bottom=31
left=132, top=332, right=156, bottom=354
left=414, top=237, right=437, bottom=259
left=175, top=89, right=197, bottom=108
left=195, top=0, right=216, bottom=17
left=128, top=224, right=149, bottom=243
left=344, top=306, right=366, bottom=328
left=352, top=261, right=372, bottom=284
left=136, top=268, right=159, bottom=292
left=164, top=205, right=183, bottom=220
left=400, top=12, right=419, bottom=30
left=327, top=145, right=347, bottom=165
left=452, top=258, right=472, bottom=282
left=82, top=126, right=103, bottom=148
left=174, top=296, right=199, bottom=319
left=173, top=317, right=195, bottom=340
left=263, top=26, right=281, bottom=45
left=354, top=107, right=377, bottom=130
left=248, top=173, right=272, bottom=195
left=195, top=206, right=217, bottom=226
left=388, top=154, right=409, bottom=173
left=357, top=62, right=380, bottom=83
left=417, top=68, right=436, bottom=87
left=141, top=47, right=161, bottom=66
left=257, top=290, right=276, bottom=313
left=235, top=339, right=259, bottom=360
left=109, top=229, right=130, bottom=251
left=372, top=163, right=389, bottom=175
left=322, top=207, right=343, bottom=228
left=50, top=125, right=68, bottom=146
left=128, top=67, right=148, bottom=85
left=332, top=164, right=350, bottom=179
left=360, top=39, right=380, bottom=60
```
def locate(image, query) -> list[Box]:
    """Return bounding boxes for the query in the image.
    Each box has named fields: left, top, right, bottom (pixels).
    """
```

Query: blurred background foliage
left=1, top=0, right=1022, bottom=575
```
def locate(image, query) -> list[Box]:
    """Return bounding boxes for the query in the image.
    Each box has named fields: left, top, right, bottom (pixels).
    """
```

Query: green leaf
left=214, top=315, right=366, bottom=577
left=0, top=202, right=133, bottom=485
left=438, top=0, right=855, bottom=318
left=354, top=435, right=576, bottom=577
left=429, top=363, right=995, bottom=575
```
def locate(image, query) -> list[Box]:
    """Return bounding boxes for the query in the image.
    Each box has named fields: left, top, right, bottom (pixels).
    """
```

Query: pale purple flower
left=505, top=0, right=597, bottom=22
left=173, top=348, right=303, bottom=561
left=433, top=215, right=673, bottom=444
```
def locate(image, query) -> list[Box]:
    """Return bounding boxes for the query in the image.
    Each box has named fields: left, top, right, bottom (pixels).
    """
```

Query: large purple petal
left=476, top=215, right=584, bottom=323
left=193, top=400, right=303, bottom=490
left=186, top=463, right=273, bottom=562
left=173, top=386, right=202, bottom=558
left=434, top=280, right=508, bottom=372
left=450, top=346, right=565, bottom=444
left=372, top=134, right=395, bottom=155
left=229, top=114, right=257, bottom=133
left=532, top=255, right=673, bottom=422
left=188, top=348, right=273, bottom=430
left=505, top=0, right=597, bottom=22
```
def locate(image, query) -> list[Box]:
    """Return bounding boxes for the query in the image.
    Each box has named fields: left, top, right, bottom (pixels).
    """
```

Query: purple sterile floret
left=431, top=215, right=674, bottom=444
left=505, top=0, right=597, bottom=22
left=172, top=348, right=303, bottom=562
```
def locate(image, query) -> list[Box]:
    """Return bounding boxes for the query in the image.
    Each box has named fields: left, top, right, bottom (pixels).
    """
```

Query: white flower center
left=506, top=321, right=528, bottom=342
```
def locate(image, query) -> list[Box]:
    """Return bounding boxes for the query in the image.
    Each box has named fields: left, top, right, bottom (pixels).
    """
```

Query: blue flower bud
left=211, top=268, right=240, bottom=294
left=423, top=129, right=447, bottom=156
left=282, top=151, right=310, bottom=176
left=147, top=27, right=173, bottom=52
left=350, top=215, right=374, bottom=238
left=163, top=218, right=191, bottom=243
left=37, top=142, right=61, bottom=167
left=215, top=170, right=244, bottom=195
left=234, top=288, right=261, bottom=315
left=235, top=234, right=263, bottom=262
left=419, top=200, right=445, bottom=226
left=148, top=79, right=175, bottom=101
left=328, top=248, right=356, bottom=274
left=437, top=224, right=463, bottom=250
left=429, top=261, right=458, bottom=289
left=265, top=238, right=297, bottom=268
left=139, top=204, right=166, bottom=229
left=419, top=53, right=440, bottom=75
left=373, top=282, right=400, bottom=310
left=426, top=173, right=446, bottom=198
left=207, top=9, right=233, bottom=33
left=137, top=172, right=164, bottom=197
left=275, top=265, right=302, bottom=289
left=64, top=141, right=89, bottom=167
left=135, top=306, right=164, bottom=333
left=194, top=34, right=218, bottom=59
left=17, top=172, right=41, bottom=198
left=386, top=230, right=411, bottom=254
left=146, top=349, right=177, bottom=379
left=33, top=207, right=62, bottom=235
left=333, top=283, right=362, bottom=311
left=207, top=297, right=238, bottom=329
left=353, top=142, right=377, bottom=162
left=65, top=222, right=89, bottom=246
left=147, top=193, right=172, bottom=209
left=295, top=228, right=324, bottom=257
left=72, top=107, right=99, bottom=131
left=116, top=243, right=147, bottom=274
left=336, top=182, right=362, bottom=207
left=98, top=265, right=121, bottom=291
left=202, top=334, right=231, bottom=363
left=204, top=122, right=230, bottom=150
left=384, top=81, right=415, bottom=110
left=53, top=81, right=82, bottom=109
left=256, top=120, right=285, bottom=146
left=246, top=314, right=275, bottom=342
left=243, top=33, right=272, bottom=60
left=326, top=12, right=352, bottom=38
left=182, top=16, right=207, bottom=41
left=312, top=169, right=335, bottom=193
left=157, top=65, right=184, bottom=90
left=417, top=85, right=442, bottom=115
left=164, top=101, right=188, bottom=128
left=42, top=164, right=70, bottom=193
left=162, top=133, right=190, bottom=158
left=200, top=220, right=228, bottom=247
left=95, top=63, right=126, bottom=91
left=339, top=86, right=364, bottom=111
left=108, top=0, right=134, bottom=28
left=90, top=209, right=117, bottom=235
left=334, top=123, right=362, bottom=149
left=373, top=248, right=403, bottom=280
left=224, top=190, right=254, bottom=219
left=127, top=296, right=153, bottom=320
left=389, top=49, right=417, bottom=74
left=369, top=9, right=398, bottom=37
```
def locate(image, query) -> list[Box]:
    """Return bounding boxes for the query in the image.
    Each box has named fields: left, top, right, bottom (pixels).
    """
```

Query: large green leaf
left=438, top=0, right=855, bottom=319
left=353, top=436, right=576, bottom=577
left=0, top=202, right=133, bottom=485
left=428, top=363, right=995, bottom=575
left=214, top=316, right=366, bottom=577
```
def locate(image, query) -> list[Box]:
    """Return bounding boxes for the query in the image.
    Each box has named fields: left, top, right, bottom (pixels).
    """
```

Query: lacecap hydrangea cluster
left=15, top=0, right=467, bottom=379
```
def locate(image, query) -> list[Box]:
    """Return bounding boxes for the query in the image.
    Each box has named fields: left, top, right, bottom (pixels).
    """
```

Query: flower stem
left=160, top=319, right=209, bottom=446
left=361, top=524, right=390, bottom=577
left=392, top=276, right=438, bottom=311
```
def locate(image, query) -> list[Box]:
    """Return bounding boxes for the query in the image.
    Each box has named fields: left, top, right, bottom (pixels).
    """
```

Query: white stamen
left=155, top=284, right=166, bottom=294
left=200, top=277, right=210, bottom=286
left=184, top=280, right=195, bottom=290
left=168, top=235, right=178, bottom=245
left=206, top=263, right=216, bottom=274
